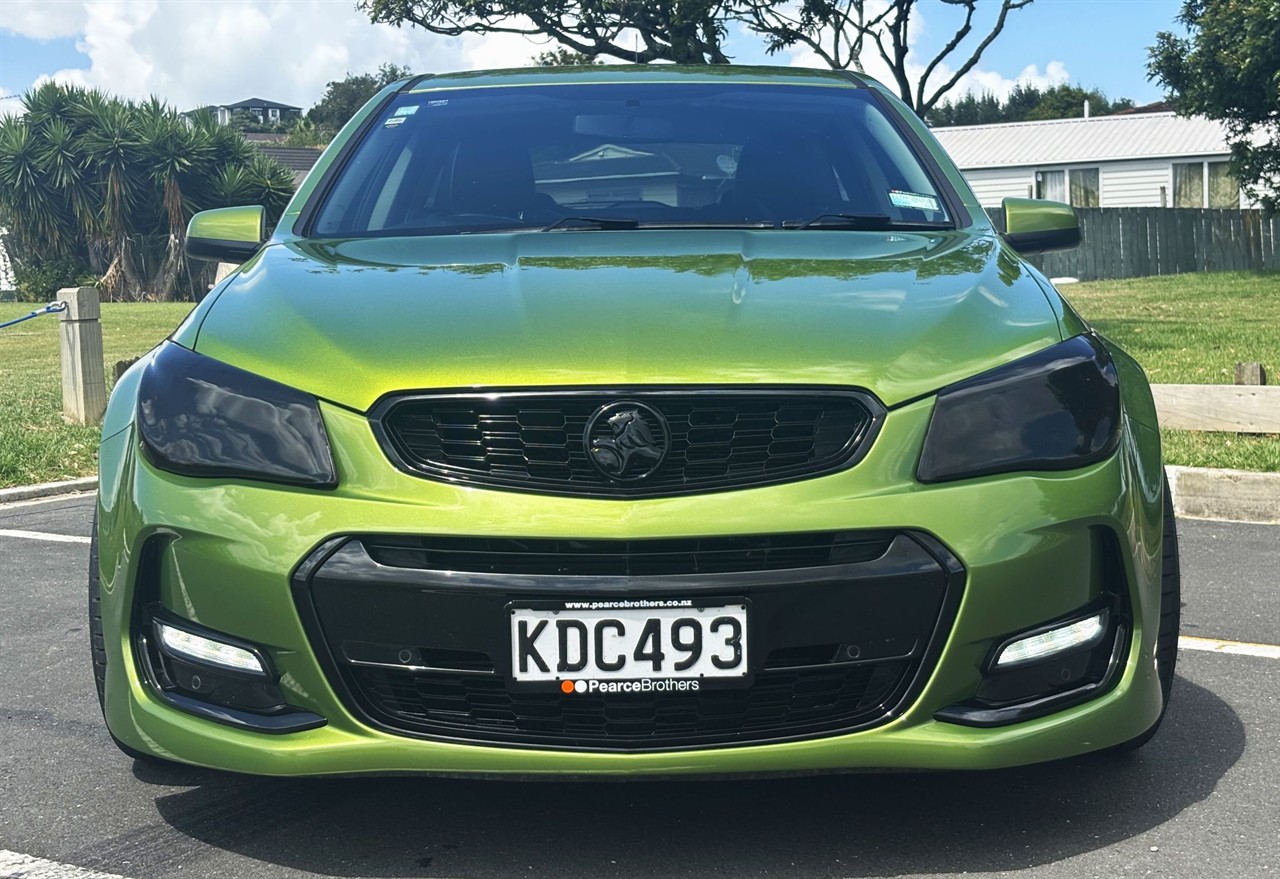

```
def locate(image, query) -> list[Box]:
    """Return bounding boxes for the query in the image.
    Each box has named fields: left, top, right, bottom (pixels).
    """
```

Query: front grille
left=294, top=531, right=964, bottom=751
left=353, top=660, right=913, bottom=749
left=371, top=389, right=882, bottom=498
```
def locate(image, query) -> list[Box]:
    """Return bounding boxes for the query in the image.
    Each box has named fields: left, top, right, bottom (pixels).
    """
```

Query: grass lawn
left=0, top=270, right=1276, bottom=488
left=1062, top=270, right=1279, bottom=472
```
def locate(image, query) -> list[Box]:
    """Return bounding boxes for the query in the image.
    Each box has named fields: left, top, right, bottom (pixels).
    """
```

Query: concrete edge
left=0, top=476, right=98, bottom=505
left=1, top=470, right=1275, bottom=525
left=1167, top=465, right=1280, bottom=525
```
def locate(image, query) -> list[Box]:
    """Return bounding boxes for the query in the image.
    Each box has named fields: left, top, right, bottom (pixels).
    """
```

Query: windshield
left=310, top=82, right=953, bottom=237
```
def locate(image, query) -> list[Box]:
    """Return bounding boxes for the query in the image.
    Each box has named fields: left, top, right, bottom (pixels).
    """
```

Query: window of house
left=1069, top=168, right=1100, bottom=207
left=1035, top=169, right=1065, bottom=202
left=1207, top=161, right=1239, bottom=208
left=269, top=108, right=280, bottom=121
left=1172, top=162, right=1204, bottom=207
left=1173, top=160, right=1240, bottom=208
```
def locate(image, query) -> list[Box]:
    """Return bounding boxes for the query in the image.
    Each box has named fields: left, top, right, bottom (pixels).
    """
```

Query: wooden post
left=1234, top=362, right=1267, bottom=385
left=58, top=286, right=106, bottom=425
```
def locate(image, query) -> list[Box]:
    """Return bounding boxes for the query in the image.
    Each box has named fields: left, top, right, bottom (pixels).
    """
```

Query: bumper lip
left=288, top=530, right=967, bottom=753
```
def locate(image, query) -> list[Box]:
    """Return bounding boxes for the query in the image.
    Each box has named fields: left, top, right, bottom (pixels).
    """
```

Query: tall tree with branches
left=360, top=0, right=1035, bottom=113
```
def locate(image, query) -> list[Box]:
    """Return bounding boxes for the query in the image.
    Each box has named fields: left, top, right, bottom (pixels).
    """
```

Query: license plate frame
left=507, top=598, right=751, bottom=692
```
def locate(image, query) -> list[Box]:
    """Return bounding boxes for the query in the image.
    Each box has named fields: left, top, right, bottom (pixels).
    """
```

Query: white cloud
left=3, top=0, right=550, bottom=112
left=0, top=0, right=89, bottom=39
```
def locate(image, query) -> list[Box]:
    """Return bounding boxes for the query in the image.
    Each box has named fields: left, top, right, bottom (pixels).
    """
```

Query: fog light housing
left=993, top=612, right=1107, bottom=668
left=934, top=600, right=1128, bottom=728
left=155, top=619, right=269, bottom=677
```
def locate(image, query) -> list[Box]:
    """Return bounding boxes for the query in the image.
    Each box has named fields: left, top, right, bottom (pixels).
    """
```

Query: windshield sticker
left=383, top=116, right=407, bottom=128
left=393, top=105, right=419, bottom=117
left=427, top=99, right=449, bottom=108
left=889, top=190, right=941, bottom=212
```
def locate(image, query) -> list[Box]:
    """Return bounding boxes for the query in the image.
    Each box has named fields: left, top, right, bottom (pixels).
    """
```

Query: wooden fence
left=987, top=207, right=1280, bottom=281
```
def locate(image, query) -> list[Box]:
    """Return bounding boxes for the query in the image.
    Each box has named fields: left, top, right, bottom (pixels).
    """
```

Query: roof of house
left=225, top=97, right=302, bottom=111
left=255, top=145, right=323, bottom=175
left=931, top=112, right=1231, bottom=169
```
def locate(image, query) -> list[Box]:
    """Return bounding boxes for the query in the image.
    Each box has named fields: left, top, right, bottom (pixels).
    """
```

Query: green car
left=92, top=65, right=1179, bottom=777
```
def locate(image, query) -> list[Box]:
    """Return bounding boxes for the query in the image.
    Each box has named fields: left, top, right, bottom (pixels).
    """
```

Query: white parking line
left=0, top=529, right=91, bottom=545
left=1179, top=635, right=1280, bottom=660
left=0, top=850, right=131, bottom=879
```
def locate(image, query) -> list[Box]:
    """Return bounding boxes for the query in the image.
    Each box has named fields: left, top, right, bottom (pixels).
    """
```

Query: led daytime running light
left=156, top=620, right=269, bottom=676
left=995, top=613, right=1106, bottom=668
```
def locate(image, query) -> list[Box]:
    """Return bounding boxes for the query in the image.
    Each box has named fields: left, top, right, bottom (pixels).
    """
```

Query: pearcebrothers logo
left=559, top=678, right=702, bottom=695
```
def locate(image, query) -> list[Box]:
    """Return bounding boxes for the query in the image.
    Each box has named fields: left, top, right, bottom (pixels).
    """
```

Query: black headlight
left=917, top=334, right=1121, bottom=484
left=137, top=342, right=337, bottom=488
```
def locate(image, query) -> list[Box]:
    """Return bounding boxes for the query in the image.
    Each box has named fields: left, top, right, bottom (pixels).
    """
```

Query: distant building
left=931, top=111, right=1251, bottom=210
left=192, top=98, right=303, bottom=127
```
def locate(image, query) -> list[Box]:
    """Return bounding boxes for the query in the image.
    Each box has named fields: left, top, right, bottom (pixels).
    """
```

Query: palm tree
left=75, top=90, right=146, bottom=299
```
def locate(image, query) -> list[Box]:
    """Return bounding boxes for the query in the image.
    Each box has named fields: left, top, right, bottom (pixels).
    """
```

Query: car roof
left=402, top=65, right=871, bottom=94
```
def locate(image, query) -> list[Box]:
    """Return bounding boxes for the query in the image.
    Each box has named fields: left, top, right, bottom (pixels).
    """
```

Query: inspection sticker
left=889, top=190, right=941, bottom=212
left=393, top=105, right=419, bottom=117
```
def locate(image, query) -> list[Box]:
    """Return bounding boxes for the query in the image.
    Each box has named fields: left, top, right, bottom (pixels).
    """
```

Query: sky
left=0, top=0, right=1187, bottom=118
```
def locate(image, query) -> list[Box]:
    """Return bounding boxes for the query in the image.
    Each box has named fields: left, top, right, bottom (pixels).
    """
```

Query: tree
left=535, top=47, right=604, bottom=66
left=359, top=0, right=1036, bottom=113
left=0, top=82, right=296, bottom=302
left=306, top=64, right=414, bottom=138
left=926, top=83, right=1136, bottom=127
left=1148, top=0, right=1280, bottom=213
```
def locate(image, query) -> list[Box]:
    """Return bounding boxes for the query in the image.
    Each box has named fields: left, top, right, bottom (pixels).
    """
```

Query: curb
left=2, top=470, right=1276, bottom=525
left=0, top=476, right=98, bottom=505
left=1167, top=466, right=1280, bottom=525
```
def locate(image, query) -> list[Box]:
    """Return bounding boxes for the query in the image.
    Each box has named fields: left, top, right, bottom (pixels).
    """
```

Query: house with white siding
left=931, top=111, right=1255, bottom=210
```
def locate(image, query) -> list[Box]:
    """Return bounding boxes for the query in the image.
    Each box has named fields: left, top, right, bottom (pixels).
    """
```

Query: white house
left=931, top=111, right=1254, bottom=210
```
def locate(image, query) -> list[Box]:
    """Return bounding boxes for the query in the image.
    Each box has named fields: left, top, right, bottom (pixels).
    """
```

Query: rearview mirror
left=1001, top=198, right=1081, bottom=256
left=186, top=205, right=266, bottom=263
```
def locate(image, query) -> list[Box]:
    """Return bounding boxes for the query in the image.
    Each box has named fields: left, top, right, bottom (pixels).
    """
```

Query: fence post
left=58, top=286, right=106, bottom=425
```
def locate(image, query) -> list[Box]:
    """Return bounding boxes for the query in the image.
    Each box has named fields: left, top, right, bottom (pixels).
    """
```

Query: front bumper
left=95, top=396, right=1166, bottom=776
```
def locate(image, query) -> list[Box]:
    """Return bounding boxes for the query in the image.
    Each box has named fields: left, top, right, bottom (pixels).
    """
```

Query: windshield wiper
left=785, top=213, right=952, bottom=231
left=542, top=216, right=641, bottom=232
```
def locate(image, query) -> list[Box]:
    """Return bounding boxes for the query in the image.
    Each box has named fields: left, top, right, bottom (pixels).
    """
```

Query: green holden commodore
left=92, top=65, right=1179, bottom=777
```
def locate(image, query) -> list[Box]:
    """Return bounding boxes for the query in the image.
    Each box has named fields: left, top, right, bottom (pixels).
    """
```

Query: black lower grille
left=363, top=531, right=896, bottom=577
left=370, top=389, right=883, bottom=498
left=293, top=530, right=964, bottom=751
left=353, top=660, right=912, bottom=748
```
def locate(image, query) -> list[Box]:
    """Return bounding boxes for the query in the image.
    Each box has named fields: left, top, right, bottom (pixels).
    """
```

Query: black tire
left=1113, top=470, right=1180, bottom=751
left=89, top=512, right=171, bottom=764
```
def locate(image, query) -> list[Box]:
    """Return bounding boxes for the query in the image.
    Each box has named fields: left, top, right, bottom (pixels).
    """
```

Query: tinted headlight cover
left=138, top=342, right=337, bottom=488
left=917, top=334, right=1121, bottom=483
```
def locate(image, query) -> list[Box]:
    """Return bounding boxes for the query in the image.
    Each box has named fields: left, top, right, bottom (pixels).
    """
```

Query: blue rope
left=0, top=301, right=68, bottom=331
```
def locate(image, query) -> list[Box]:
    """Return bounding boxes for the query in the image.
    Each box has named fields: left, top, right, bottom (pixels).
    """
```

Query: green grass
left=1063, top=270, right=1279, bottom=472
left=1, top=270, right=1276, bottom=488
left=0, top=303, right=192, bottom=488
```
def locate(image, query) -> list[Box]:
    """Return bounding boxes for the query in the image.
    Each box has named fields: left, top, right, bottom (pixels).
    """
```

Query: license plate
left=509, top=600, right=748, bottom=691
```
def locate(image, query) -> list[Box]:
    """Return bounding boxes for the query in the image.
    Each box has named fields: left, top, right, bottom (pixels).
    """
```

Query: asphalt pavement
left=1, top=493, right=1276, bottom=879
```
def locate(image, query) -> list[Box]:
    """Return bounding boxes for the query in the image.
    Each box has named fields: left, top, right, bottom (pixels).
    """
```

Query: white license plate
left=509, top=600, right=748, bottom=689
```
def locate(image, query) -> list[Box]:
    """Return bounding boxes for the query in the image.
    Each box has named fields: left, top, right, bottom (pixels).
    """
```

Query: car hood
left=191, top=229, right=1065, bottom=412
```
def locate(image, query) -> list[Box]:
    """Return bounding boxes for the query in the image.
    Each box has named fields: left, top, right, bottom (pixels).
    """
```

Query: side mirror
left=186, top=205, right=266, bottom=263
left=1001, top=197, right=1081, bottom=255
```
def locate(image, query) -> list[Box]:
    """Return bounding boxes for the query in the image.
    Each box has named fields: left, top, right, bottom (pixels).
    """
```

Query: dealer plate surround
left=509, top=600, right=749, bottom=689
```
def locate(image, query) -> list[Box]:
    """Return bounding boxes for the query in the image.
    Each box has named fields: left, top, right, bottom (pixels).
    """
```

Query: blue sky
left=0, top=0, right=1186, bottom=116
